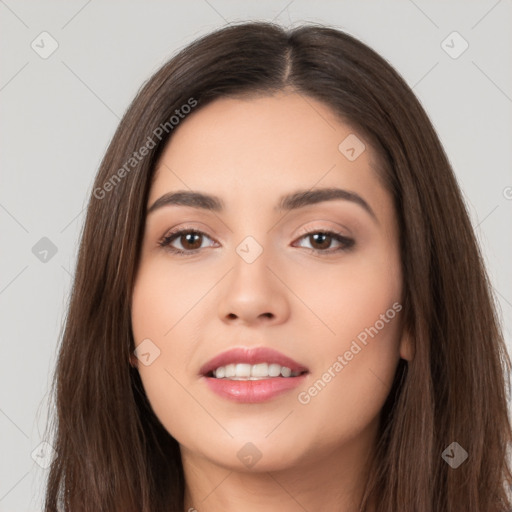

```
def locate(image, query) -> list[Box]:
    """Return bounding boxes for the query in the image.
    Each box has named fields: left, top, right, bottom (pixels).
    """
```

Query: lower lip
left=203, top=374, right=308, bottom=403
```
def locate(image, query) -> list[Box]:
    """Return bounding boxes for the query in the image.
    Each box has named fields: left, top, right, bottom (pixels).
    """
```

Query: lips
left=199, top=346, right=309, bottom=377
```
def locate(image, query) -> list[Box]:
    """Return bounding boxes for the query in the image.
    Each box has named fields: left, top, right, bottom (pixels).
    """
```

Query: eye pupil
left=310, top=233, right=331, bottom=250
left=182, top=232, right=202, bottom=250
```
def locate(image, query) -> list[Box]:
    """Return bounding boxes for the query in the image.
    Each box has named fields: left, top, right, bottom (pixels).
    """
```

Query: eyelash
left=157, top=227, right=355, bottom=257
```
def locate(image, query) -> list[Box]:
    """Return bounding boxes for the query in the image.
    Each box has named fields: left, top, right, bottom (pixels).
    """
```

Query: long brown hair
left=44, top=21, right=512, bottom=511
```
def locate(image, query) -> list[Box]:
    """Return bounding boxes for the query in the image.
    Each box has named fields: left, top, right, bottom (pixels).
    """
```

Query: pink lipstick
left=199, top=346, right=309, bottom=403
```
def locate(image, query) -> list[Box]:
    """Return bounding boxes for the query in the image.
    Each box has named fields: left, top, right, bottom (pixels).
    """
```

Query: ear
left=129, top=353, right=139, bottom=369
left=399, top=326, right=415, bottom=362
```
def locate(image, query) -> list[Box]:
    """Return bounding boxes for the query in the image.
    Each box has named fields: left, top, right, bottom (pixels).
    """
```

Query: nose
left=217, top=244, right=290, bottom=327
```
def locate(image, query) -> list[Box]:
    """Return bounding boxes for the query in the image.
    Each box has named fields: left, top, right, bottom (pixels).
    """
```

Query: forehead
left=149, top=92, right=387, bottom=217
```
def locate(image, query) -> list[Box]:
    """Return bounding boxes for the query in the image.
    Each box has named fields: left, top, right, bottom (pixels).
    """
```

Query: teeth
left=281, top=366, right=292, bottom=377
left=212, top=362, right=302, bottom=379
left=225, top=364, right=236, bottom=378
left=235, top=363, right=251, bottom=377
left=252, top=363, right=269, bottom=377
left=268, top=363, right=281, bottom=377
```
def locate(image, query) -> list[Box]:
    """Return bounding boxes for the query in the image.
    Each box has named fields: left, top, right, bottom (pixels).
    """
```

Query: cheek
left=131, top=257, right=216, bottom=342
left=290, top=249, right=402, bottom=437
left=286, top=241, right=402, bottom=354
left=130, top=260, right=215, bottom=437
left=291, top=284, right=402, bottom=452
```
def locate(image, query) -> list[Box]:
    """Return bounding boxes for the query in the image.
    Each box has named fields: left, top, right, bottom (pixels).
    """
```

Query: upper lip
left=199, top=347, right=309, bottom=376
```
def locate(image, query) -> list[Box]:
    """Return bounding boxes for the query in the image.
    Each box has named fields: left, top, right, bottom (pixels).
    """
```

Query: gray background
left=1, top=1, right=511, bottom=510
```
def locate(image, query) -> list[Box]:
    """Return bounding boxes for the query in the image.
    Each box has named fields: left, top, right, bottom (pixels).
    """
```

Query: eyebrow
left=147, top=187, right=377, bottom=222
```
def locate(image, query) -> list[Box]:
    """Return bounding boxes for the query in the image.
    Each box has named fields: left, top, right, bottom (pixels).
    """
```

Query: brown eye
left=158, top=229, right=216, bottom=255
left=177, top=232, right=203, bottom=250
left=294, top=230, right=355, bottom=254
left=308, top=232, right=332, bottom=250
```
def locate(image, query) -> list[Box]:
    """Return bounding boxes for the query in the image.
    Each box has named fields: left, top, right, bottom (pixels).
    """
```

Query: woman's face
left=131, top=91, right=410, bottom=472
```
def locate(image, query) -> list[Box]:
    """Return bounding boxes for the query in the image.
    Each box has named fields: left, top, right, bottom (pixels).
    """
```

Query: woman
left=44, top=21, right=512, bottom=511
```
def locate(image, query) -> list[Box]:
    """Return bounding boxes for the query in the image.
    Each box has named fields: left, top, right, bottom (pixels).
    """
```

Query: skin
left=130, top=90, right=413, bottom=512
